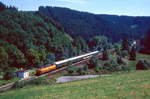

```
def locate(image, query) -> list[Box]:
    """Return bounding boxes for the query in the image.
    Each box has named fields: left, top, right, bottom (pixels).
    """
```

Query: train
left=36, top=51, right=99, bottom=76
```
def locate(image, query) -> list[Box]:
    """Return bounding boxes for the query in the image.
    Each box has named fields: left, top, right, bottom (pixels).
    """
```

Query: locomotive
left=36, top=51, right=99, bottom=75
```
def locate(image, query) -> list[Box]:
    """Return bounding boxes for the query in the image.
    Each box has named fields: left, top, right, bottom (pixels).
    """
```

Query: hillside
left=0, top=70, right=150, bottom=99
left=0, top=5, right=85, bottom=79
left=38, top=6, right=150, bottom=42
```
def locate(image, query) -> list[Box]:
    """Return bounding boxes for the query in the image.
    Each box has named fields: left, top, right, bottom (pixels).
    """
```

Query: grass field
left=128, top=53, right=150, bottom=70
left=0, top=78, right=19, bottom=86
left=0, top=70, right=150, bottom=99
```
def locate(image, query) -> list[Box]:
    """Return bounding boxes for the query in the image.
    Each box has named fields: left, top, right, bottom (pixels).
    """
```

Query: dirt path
left=56, top=75, right=111, bottom=83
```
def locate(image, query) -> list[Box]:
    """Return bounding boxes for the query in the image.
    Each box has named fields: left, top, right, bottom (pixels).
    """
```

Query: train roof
left=55, top=51, right=99, bottom=65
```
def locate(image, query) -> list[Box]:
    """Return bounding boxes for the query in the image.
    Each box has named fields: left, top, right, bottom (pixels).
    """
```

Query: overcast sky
left=1, top=0, right=150, bottom=16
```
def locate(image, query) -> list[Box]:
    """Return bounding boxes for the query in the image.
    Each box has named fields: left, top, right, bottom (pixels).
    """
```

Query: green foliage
left=117, top=56, right=127, bottom=65
left=0, top=47, right=9, bottom=73
left=0, top=46, right=19, bottom=80
left=129, top=46, right=137, bottom=60
left=39, top=6, right=150, bottom=43
left=103, top=60, right=129, bottom=72
left=136, top=60, right=150, bottom=70
left=13, top=77, right=48, bottom=89
left=83, top=64, right=88, bottom=72
left=88, top=56, right=99, bottom=68
left=121, top=39, right=130, bottom=52
left=0, top=7, right=76, bottom=75
left=67, top=65, right=89, bottom=75
left=67, top=65, right=79, bottom=74
left=77, top=68, right=87, bottom=75
left=95, top=63, right=102, bottom=72
left=0, top=2, right=6, bottom=11
left=102, top=47, right=109, bottom=60
left=121, top=50, right=128, bottom=57
left=114, top=43, right=121, bottom=55
left=89, top=36, right=108, bottom=50
left=73, top=36, right=89, bottom=54
left=1, top=71, right=150, bottom=99
left=140, top=29, right=150, bottom=54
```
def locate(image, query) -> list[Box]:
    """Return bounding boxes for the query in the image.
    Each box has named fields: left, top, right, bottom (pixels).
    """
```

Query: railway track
left=45, top=58, right=91, bottom=77
left=0, top=58, right=90, bottom=92
left=0, top=51, right=106, bottom=93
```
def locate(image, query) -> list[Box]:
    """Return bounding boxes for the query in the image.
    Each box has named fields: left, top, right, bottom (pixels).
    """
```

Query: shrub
left=13, top=81, right=25, bottom=88
left=103, top=60, right=129, bottom=72
left=29, top=77, right=47, bottom=85
left=67, top=65, right=79, bottom=74
left=129, top=46, right=136, bottom=60
left=88, top=56, right=99, bottom=68
left=13, top=77, right=47, bottom=88
left=117, top=56, right=127, bottom=65
left=95, top=62, right=103, bottom=72
left=102, top=47, right=109, bottom=60
left=121, top=50, right=128, bottom=57
left=29, top=70, right=36, bottom=76
left=77, top=68, right=87, bottom=75
left=83, top=64, right=88, bottom=72
left=136, top=60, right=150, bottom=70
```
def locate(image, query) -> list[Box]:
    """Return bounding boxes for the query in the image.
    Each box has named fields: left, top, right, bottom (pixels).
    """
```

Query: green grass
left=0, top=70, right=150, bottom=99
left=128, top=53, right=150, bottom=70
left=0, top=78, right=20, bottom=86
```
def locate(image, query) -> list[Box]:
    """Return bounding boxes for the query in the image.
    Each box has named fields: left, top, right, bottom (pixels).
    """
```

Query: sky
left=1, top=0, right=150, bottom=16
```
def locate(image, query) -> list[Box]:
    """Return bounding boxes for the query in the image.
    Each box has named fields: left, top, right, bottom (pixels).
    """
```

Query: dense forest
left=0, top=2, right=90, bottom=79
left=0, top=2, right=150, bottom=80
left=38, top=6, right=150, bottom=42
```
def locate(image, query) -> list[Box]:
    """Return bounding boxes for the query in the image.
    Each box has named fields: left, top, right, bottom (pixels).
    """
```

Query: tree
left=103, top=60, right=129, bottom=72
left=102, top=46, right=109, bottom=60
left=88, top=56, right=99, bottom=68
left=0, top=2, right=6, bottom=11
left=136, top=60, right=150, bottom=70
left=83, top=64, right=88, bottom=72
left=121, top=50, right=128, bottom=58
left=89, top=36, right=108, bottom=51
left=0, top=47, right=9, bottom=74
left=140, top=29, right=150, bottom=54
left=0, top=47, right=17, bottom=80
left=7, top=44, right=26, bottom=68
left=114, top=43, right=121, bottom=55
left=121, top=39, right=129, bottom=52
left=129, top=46, right=136, bottom=60
left=26, top=48, right=41, bottom=67
left=46, top=53, right=55, bottom=64
left=74, top=36, right=88, bottom=53
left=117, top=56, right=127, bottom=65
left=3, top=67, right=16, bottom=80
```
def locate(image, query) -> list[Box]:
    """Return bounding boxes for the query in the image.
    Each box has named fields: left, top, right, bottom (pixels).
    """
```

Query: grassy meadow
left=0, top=70, right=150, bottom=99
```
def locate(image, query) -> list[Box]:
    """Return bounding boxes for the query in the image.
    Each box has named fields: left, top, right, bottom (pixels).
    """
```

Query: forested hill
left=0, top=5, right=84, bottom=71
left=38, top=6, right=150, bottom=42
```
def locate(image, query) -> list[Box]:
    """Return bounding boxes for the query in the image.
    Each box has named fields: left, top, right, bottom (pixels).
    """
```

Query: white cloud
left=55, top=0, right=87, bottom=4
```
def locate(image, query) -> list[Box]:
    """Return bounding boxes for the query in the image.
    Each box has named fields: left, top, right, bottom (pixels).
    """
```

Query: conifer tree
left=129, top=46, right=136, bottom=60
left=102, top=46, right=109, bottom=60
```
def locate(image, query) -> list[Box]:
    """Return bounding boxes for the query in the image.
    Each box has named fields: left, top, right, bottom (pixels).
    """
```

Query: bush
left=77, top=68, right=87, bottom=75
left=67, top=65, right=79, bottom=74
left=95, top=63, right=103, bottom=72
left=13, top=77, right=47, bottom=89
left=103, top=60, right=129, bottom=72
left=29, top=70, right=36, bottom=76
left=136, top=60, right=150, bottom=70
left=83, top=64, right=88, bottom=72
left=88, top=56, right=99, bottom=68
left=117, top=56, right=127, bottom=65
left=102, top=47, right=109, bottom=60
left=121, top=50, right=128, bottom=57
